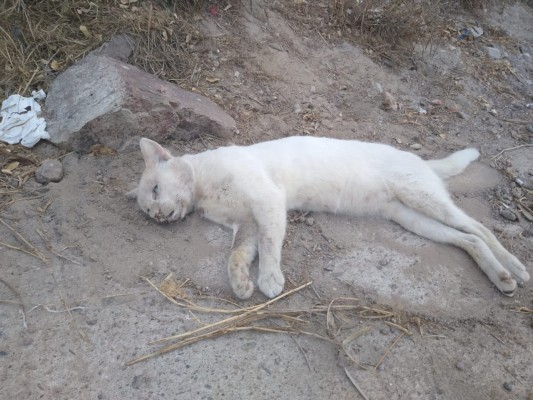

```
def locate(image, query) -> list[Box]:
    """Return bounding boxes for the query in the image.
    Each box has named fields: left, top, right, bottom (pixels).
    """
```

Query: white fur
left=130, top=136, right=529, bottom=299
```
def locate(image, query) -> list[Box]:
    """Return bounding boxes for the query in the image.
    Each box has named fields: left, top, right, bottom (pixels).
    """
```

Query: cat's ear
left=126, top=187, right=138, bottom=199
left=139, top=138, right=172, bottom=167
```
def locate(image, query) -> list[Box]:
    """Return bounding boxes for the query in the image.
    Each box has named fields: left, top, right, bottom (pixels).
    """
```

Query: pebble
left=521, top=176, right=533, bottom=191
left=0, top=351, right=7, bottom=357
left=526, top=124, right=533, bottom=134
left=410, top=143, right=422, bottom=150
left=35, top=159, right=64, bottom=184
left=382, top=91, right=398, bottom=111
left=511, top=187, right=523, bottom=198
left=503, top=382, right=513, bottom=391
left=21, top=335, right=33, bottom=346
left=489, top=108, right=497, bottom=116
left=457, top=111, right=468, bottom=120
left=456, top=361, right=465, bottom=371
left=486, top=47, right=502, bottom=59
left=306, top=217, right=315, bottom=226
left=500, top=209, right=518, bottom=222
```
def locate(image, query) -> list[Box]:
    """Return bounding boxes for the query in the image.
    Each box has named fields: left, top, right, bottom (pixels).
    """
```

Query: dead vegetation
left=0, top=0, right=210, bottom=96
left=126, top=274, right=441, bottom=368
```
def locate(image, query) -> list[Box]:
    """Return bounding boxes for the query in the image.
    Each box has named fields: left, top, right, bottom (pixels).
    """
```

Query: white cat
left=128, top=136, right=529, bottom=299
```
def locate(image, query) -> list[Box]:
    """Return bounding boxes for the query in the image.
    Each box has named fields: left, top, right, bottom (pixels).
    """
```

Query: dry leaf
left=206, top=77, right=220, bottom=83
left=79, top=25, right=92, bottom=38
left=3, top=161, right=19, bottom=172
left=50, top=60, right=60, bottom=71
left=89, top=144, right=116, bottom=156
left=160, top=273, right=186, bottom=298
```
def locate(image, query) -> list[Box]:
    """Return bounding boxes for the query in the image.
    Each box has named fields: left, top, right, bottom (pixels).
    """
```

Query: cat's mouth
left=154, top=210, right=178, bottom=223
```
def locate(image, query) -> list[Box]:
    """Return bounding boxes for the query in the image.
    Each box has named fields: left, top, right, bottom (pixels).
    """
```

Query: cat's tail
left=426, top=148, right=480, bottom=179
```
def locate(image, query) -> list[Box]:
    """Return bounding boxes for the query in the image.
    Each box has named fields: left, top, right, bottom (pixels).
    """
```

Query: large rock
left=45, top=55, right=236, bottom=152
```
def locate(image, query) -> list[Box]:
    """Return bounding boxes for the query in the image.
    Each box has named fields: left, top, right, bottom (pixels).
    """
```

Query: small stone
left=382, top=91, right=398, bottom=111
left=503, top=382, right=513, bottom=391
left=522, top=176, right=533, bottom=190
left=457, top=111, right=468, bottom=119
left=526, top=124, right=533, bottom=134
left=500, top=209, right=518, bottom=222
left=21, top=335, right=33, bottom=346
left=511, top=187, right=523, bottom=198
left=486, top=47, right=502, bottom=59
left=378, top=363, right=385, bottom=371
left=410, top=143, right=422, bottom=150
left=526, top=124, right=533, bottom=133
left=456, top=361, right=465, bottom=371
left=234, top=71, right=240, bottom=78
left=306, top=217, right=315, bottom=226
left=489, top=108, right=497, bottom=116
left=0, top=351, right=7, bottom=357
left=34, top=159, right=64, bottom=184
left=86, top=319, right=98, bottom=326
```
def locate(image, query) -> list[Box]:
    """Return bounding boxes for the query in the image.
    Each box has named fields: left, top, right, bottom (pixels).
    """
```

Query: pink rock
left=45, top=55, right=236, bottom=152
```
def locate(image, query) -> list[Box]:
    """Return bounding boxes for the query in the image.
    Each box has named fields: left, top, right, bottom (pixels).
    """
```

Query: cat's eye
left=152, top=184, right=159, bottom=199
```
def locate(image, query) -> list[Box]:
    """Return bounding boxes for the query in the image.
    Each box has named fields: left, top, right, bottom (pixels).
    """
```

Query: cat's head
left=128, top=138, right=194, bottom=223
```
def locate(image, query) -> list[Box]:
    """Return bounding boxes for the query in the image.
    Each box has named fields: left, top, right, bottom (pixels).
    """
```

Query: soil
left=1, top=2, right=532, bottom=400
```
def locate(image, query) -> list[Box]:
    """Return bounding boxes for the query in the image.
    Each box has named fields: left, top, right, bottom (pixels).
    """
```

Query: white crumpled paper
left=0, top=90, right=50, bottom=148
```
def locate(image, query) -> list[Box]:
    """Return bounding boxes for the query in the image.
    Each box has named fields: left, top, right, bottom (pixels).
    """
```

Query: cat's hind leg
left=396, top=186, right=529, bottom=283
left=381, top=201, right=517, bottom=296
left=228, top=223, right=258, bottom=299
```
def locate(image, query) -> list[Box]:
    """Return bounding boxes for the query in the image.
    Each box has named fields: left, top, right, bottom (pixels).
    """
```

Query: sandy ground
left=1, top=2, right=533, bottom=400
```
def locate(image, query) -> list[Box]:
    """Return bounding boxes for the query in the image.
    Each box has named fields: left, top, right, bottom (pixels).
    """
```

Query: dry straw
left=0, top=0, right=209, bottom=96
left=126, top=276, right=412, bottom=366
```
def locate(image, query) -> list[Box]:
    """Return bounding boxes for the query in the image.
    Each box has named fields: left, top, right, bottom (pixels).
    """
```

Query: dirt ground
left=1, top=1, right=533, bottom=399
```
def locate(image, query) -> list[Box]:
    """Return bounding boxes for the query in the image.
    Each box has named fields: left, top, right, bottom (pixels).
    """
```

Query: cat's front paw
left=231, top=275, right=254, bottom=299
left=258, top=269, right=285, bottom=298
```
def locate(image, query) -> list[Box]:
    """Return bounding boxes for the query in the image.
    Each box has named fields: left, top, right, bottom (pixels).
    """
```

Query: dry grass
left=0, top=143, right=40, bottom=209
left=0, top=0, right=210, bottom=96
left=126, top=276, right=416, bottom=366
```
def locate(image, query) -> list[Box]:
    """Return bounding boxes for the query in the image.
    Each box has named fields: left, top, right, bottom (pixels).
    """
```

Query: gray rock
left=410, top=143, right=422, bottom=150
left=89, top=34, right=133, bottom=62
left=526, top=124, right=533, bottom=134
left=35, top=159, right=64, bottom=184
left=486, top=47, right=502, bottom=59
left=499, top=209, right=518, bottom=222
left=503, top=382, right=513, bottom=391
left=306, top=217, right=315, bottom=226
left=457, top=111, right=468, bottom=120
left=456, top=361, right=465, bottom=371
left=45, top=56, right=236, bottom=152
